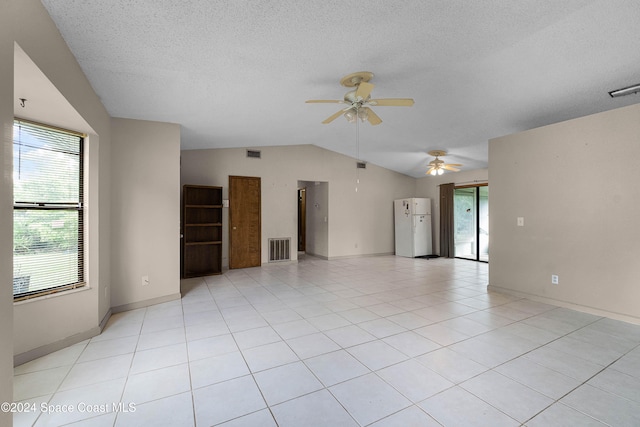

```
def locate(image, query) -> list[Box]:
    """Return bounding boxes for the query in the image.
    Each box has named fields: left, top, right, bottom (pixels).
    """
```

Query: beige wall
left=2, top=0, right=113, bottom=419
left=489, top=103, right=640, bottom=322
left=110, top=118, right=181, bottom=309
left=7, top=2, right=182, bottom=366
left=181, top=145, right=416, bottom=265
left=416, top=168, right=489, bottom=255
left=1, top=2, right=15, bottom=424
left=10, top=0, right=112, bottom=362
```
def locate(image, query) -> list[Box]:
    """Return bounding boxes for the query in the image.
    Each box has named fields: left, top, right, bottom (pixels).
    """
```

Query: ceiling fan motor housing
left=344, top=90, right=365, bottom=104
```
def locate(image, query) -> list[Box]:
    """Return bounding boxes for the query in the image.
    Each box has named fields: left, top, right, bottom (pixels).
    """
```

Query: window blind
left=13, top=119, right=85, bottom=300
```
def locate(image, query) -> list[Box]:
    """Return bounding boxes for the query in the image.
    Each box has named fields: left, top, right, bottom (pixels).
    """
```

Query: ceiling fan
left=306, top=71, right=414, bottom=125
left=426, top=150, right=462, bottom=175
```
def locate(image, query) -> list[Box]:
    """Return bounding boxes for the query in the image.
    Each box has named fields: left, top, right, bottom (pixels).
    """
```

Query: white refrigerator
left=394, top=198, right=432, bottom=258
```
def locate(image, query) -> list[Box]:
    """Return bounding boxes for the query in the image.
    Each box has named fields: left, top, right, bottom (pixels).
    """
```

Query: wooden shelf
left=182, top=185, right=223, bottom=278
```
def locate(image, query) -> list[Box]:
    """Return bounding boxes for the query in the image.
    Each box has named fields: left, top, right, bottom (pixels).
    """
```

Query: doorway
left=454, top=185, right=489, bottom=262
left=229, top=176, right=261, bottom=269
left=297, top=181, right=329, bottom=259
left=298, top=188, right=306, bottom=252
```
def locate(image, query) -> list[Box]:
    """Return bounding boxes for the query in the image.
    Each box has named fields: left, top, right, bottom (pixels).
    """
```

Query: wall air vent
left=356, top=162, right=367, bottom=169
left=268, top=238, right=291, bottom=262
left=246, top=149, right=261, bottom=159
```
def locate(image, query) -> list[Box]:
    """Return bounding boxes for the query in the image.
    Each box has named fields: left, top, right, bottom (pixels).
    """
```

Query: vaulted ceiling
left=37, top=0, right=640, bottom=177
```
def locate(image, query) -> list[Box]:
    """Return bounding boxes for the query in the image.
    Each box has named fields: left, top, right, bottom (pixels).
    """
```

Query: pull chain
left=355, top=109, right=360, bottom=192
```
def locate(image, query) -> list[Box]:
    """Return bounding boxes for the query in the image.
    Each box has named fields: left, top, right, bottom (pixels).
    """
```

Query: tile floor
left=12, top=255, right=640, bottom=426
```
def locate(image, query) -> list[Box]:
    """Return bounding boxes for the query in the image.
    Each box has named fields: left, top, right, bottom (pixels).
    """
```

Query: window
left=13, top=119, right=85, bottom=300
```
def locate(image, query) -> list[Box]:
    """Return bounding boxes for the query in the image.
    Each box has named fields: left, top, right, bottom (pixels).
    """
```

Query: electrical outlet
left=142, top=275, right=149, bottom=286
left=551, top=274, right=559, bottom=285
left=517, top=217, right=525, bottom=227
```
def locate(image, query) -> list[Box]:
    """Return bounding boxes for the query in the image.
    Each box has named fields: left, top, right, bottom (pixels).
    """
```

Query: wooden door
left=229, top=176, right=261, bottom=269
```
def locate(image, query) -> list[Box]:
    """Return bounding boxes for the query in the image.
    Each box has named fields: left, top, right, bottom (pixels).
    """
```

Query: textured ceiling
left=38, top=0, right=640, bottom=178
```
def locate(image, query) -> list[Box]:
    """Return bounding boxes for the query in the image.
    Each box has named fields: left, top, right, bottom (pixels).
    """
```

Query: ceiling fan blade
left=369, top=98, right=414, bottom=107
left=425, top=167, right=436, bottom=175
left=355, top=81, right=374, bottom=100
left=445, top=163, right=463, bottom=167
left=322, top=109, right=348, bottom=124
left=443, top=165, right=461, bottom=172
left=306, top=100, right=345, bottom=104
left=365, top=107, right=382, bottom=125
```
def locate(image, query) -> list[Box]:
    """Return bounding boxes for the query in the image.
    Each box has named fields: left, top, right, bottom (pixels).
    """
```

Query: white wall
left=489, top=103, right=640, bottom=322
left=416, top=168, right=489, bottom=255
left=181, top=145, right=416, bottom=265
left=0, top=3, right=15, bottom=424
left=110, top=118, right=181, bottom=309
left=303, top=181, right=329, bottom=258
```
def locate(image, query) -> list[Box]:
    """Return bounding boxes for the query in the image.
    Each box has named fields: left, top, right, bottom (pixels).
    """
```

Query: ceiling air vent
left=246, top=149, right=261, bottom=159
left=356, top=161, right=367, bottom=169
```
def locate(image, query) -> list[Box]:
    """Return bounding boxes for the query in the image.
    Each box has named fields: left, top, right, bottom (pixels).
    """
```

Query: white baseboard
left=14, top=327, right=101, bottom=367
left=327, top=252, right=394, bottom=261
left=99, top=308, right=112, bottom=330
left=488, top=284, right=640, bottom=325
left=111, top=293, right=181, bottom=314
left=301, top=252, right=327, bottom=260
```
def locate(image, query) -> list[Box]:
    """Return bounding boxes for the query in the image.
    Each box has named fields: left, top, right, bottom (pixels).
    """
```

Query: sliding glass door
left=478, top=186, right=489, bottom=261
left=454, top=185, right=488, bottom=262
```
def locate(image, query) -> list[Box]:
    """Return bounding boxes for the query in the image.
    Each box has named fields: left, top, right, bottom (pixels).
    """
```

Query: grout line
left=17, top=256, right=640, bottom=426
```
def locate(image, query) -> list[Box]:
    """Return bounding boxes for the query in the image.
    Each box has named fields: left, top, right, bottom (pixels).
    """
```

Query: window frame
left=13, top=118, right=86, bottom=301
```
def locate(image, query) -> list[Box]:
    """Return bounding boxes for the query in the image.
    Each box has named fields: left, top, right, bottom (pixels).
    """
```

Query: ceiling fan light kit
left=306, top=71, right=414, bottom=126
left=344, top=110, right=356, bottom=123
left=426, top=150, right=462, bottom=176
